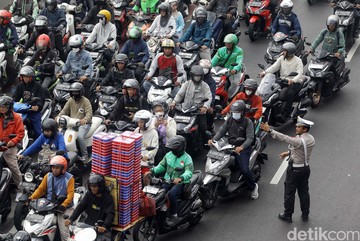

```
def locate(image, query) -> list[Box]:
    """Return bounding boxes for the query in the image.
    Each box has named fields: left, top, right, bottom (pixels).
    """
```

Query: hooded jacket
left=147, top=14, right=176, bottom=38
left=211, top=46, right=244, bottom=73
left=86, top=22, right=117, bottom=50
left=109, top=95, right=149, bottom=122
left=0, top=111, right=25, bottom=145
left=135, top=126, right=159, bottom=159
left=120, top=39, right=150, bottom=64
left=174, top=79, right=212, bottom=110
left=222, top=92, right=263, bottom=120
left=13, top=80, right=46, bottom=111
left=271, top=12, right=302, bottom=38
left=180, top=20, right=212, bottom=47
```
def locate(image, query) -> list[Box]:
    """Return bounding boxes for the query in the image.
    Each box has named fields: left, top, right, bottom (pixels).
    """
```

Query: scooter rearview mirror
left=201, top=98, right=209, bottom=103
left=205, top=131, right=213, bottom=138
left=258, top=63, right=265, bottom=70
left=231, top=62, right=238, bottom=67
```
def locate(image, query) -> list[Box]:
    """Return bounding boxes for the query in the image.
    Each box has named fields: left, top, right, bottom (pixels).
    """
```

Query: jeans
left=42, top=76, right=53, bottom=89
left=284, top=165, right=310, bottom=216
left=163, top=183, right=184, bottom=215
left=199, top=48, right=211, bottom=60
left=78, top=124, right=90, bottom=158
left=28, top=111, right=42, bottom=139
left=5, top=52, right=16, bottom=86
left=235, top=147, right=256, bottom=191
left=212, top=19, right=224, bottom=43
left=280, top=82, right=302, bottom=117
left=3, top=147, right=22, bottom=188
left=54, top=33, right=66, bottom=62
left=197, top=113, right=208, bottom=145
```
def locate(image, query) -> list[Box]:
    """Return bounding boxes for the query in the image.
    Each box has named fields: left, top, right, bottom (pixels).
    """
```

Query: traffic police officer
left=260, top=116, right=315, bottom=223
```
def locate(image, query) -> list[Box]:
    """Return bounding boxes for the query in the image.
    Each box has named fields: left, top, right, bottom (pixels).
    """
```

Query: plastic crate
left=121, top=131, right=142, bottom=140
left=112, top=136, right=135, bottom=149
left=91, top=167, right=111, bottom=176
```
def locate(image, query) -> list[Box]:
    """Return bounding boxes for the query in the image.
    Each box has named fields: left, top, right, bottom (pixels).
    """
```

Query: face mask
left=203, top=68, right=209, bottom=75
left=245, top=89, right=253, bottom=96
left=70, top=92, right=81, bottom=100
left=193, top=76, right=202, bottom=82
left=99, top=18, right=106, bottom=26
left=155, top=112, right=164, bottom=118
left=232, top=112, right=242, bottom=120
left=72, top=48, right=80, bottom=53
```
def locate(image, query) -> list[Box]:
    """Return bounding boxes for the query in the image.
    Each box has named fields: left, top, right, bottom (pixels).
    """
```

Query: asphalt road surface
left=2, top=1, right=360, bottom=241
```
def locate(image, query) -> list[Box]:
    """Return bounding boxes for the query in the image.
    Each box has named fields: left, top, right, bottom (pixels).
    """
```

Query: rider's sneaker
left=251, top=183, right=259, bottom=200
left=166, top=215, right=180, bottom=226
left=15, top=190, right=22, bottom=203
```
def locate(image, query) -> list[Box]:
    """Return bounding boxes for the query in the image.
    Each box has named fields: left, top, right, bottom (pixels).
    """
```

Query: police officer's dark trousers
left=284, top=165, right=310, bottom=216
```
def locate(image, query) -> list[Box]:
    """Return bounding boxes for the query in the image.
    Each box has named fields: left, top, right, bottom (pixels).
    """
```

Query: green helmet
left=129, top=26, right=142, bottom=39
left=224, top=34, right=238, bottom=45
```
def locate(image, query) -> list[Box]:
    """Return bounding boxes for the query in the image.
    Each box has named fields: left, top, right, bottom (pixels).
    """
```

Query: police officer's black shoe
left=301, top=214, right=309, bottom=222
left=278, top=213, right=292, bottom=223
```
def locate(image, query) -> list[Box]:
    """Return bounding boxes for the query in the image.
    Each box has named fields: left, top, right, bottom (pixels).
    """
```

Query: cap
left=296, top=116, right=314, bottom=127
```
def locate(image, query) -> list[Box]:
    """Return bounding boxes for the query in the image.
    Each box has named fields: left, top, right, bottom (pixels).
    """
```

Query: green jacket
left=133, top=0, right=159, bottom=14
left=211, top=46, right=243, bottom=73
left=311, top=29, right=345, bottom=54
left=151, top=152, right=194, bottom=184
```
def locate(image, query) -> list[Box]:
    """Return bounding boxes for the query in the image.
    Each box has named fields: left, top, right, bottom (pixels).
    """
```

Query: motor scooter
left=245, top=0, right=272, bottom=41
left=132, top=171, right=204, bottom=241
left=11, top=14, right=33, bottom=45
left=334, top=0, right=356, bottom=50
left=95, top=86, right=119, bottom=119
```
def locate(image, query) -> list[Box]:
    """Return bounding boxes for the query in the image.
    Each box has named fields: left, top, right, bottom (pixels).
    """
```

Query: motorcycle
left=58, top=115, right=107, bottom=162
left=59, top=2, right=83, bottom=39
left=256, top=69, right=312, bottom=126
left=94, top=86, right=119, bottom=119
left=16, top=186, right=86, bottom=241
left=0, top=141, right=12, bottom=223
left=112, top=0, right=132, bottom=43
left=306, top=50, right=351, bottom=107
left=132, top=171, right=204, bottom=241
left=127, top=12, right=156, bottom=36
left=334, top=0, right=356, bottom=50
left=213, top=63, right=247, bottom=108
left=264, top=31, right=310, bottom=66
left=178, top=39, right=213, bottom=70
left=173, top=99, right=208, bottom=155
left=0, top=43, right=10, bottom=91
left=11, top=14, right=33, bottom=45
left=245, top=0, right=272, bottom=41
left=199, top=133, right=263, bottom=209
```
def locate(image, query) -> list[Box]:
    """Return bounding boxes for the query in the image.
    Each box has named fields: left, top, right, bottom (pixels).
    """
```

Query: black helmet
left=190, top=65, right=204, bottom=84
left=165, top=135, right=186, bottom=157
left=70, top=82, right=84, bottom=100
left=95, top=0, right=106, bottom=6
left=114, top=53, right=128, bottom=64
left=158, top=2, right=170, bottom=15
left=87, top=173, right=106, bottom=193
left=282, top=42, right=296, bottom=57
left=243, top=79, right=258, bottom=90
left=45, top=0, right=57, bottom=11
left=42, top=118, right=58, bottom=135
left=0, top=96, right=14, bottom=114
left=194, top=7, right=207, bottom=24
left=13, top=231, right=31, bottom=241
left=123, top=78, right=140, bottom=94
left=152, top=101, right=169, bottom=116
left=230, top=100, right=246, bottom=113
left=34, top=15, right=48, bottom=32
left=326, top=15, right=339, bottom=31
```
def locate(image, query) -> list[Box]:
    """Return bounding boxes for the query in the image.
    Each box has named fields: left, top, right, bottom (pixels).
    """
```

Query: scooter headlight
left=24, top=172, right=34, bottom=183
left=207, top=156, right=229, bottom=175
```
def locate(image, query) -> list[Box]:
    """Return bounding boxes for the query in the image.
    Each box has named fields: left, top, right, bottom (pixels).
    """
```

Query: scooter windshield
left=257, top=73, right=276, bottom=97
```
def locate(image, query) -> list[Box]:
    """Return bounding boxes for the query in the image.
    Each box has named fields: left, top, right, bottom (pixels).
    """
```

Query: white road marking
left=345, top=38, right=360, bottom=63
left=270, top=157, right=289, bottom=185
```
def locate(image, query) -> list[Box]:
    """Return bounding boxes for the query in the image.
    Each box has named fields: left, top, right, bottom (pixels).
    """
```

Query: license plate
left=336, top=10, right=351, bottom=16
left=309, top=63, right=324, bottom=69
left=215, top=95, right=220, bottom=100
left=81, top=32, right=90, bottom=37
left=90, top=52, right=99, bottom=58
left=16, top=27, right=22, bottom=32
left=26, top=214, right=44, bottom=223
left=249, top=1, right=262, bottom=7
left=207, top=150, right=225, bottom=160
left=99, top=95, right=117, bottom=103
left=143, top=186, right=160, bottom=194
left=174, top=115, right=191, bottom=123
left=179, top=53, right=193, bottom=59
left=151, top=89, right=165, bottom=95
left=114, top=10, right=122, bottom=16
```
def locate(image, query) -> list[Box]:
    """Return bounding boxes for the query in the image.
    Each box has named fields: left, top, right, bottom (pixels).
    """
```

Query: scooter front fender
left=203, top=173, right=221, bottom=185
left=249, top=15, right=260, bottom=24
left=64, top=129, right=78, bottom=152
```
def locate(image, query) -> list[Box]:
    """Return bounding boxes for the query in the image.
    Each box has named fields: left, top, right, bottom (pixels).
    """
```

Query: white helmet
left=199, top=59, right=212, bottom=75
left=280, top=0, right=294, bottom=15
left=133, top=110, right=153, bottom=128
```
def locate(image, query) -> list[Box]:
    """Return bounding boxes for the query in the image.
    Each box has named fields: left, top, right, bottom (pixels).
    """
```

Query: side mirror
left=9, top=134, right=17, bottom=138
left=205, top=130, right=213, bottom=138
left=107, top=37, right=114, bottom=41
left=201, top=98, right=209, bottom=103
left=231, top=62, right=238, bottom=67
left=288, top=72, right=298, bottom=76
left=174, top=167, right=184, bottom=172
left=178, top=72, right=184, bottom=77
left=214, top=105, right=223, bottom=113
left=258, top=63, right=265, bottom=70
left=55, top=150, right=65, bottom=156
left=146, top=146, right=156, bottom=151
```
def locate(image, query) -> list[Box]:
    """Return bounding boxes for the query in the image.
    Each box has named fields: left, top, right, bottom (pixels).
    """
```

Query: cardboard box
left=105, top=176, right=119, bottom=225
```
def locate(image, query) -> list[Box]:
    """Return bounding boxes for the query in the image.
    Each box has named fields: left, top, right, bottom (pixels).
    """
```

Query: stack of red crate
left=111, top=136, right=135, bottom=228
left=91, top=132, right=115, bottom=176
left=120, top=131, right=143, bottom=222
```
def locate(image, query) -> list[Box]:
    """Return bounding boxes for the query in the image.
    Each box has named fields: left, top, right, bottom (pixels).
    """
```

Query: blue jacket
left=271, top=13, right=302, bottom=38
left=40, top=7, right=66, bottom=28
left=0, top=23, right=18, bottom=50
left=179, top=20, right=212, bottom=47
left=23, top=133, right=67, bottom=157
left=61, top=49, right=93, bottom=77
left=120, top=39, right=149, bottom=64
left=203, top=73, right=216, bottom=106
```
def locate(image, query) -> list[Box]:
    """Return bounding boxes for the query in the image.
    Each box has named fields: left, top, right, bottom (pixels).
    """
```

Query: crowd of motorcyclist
left=0, top=0, right=357, bottom=239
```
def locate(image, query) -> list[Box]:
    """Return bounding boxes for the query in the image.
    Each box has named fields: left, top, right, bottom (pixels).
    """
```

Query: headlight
left=208, top=156, right=229, bottom=175
left=24, top=172, right=34, bottom=182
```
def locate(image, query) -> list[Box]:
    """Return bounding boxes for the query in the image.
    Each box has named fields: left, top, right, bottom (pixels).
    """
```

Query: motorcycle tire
left=307, top=0, right=315, bottom=5
left=14, top=202, right=28, bottom=230
left=189, top=207, right=204, bottom=226
left=310, top=90, right=322, bottom=108
left=201, top=183, right=218, bottom=210
left=249, top=22, right=259, bottom=41
left=132, top=218, right=157, bottom=241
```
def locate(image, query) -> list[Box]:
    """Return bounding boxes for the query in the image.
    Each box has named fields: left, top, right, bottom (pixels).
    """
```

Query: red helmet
left=49, top=156, right=68, bottom=174
left=0, top=10, right=12, bottom=25
left=36, top=34, right=51, bottom=50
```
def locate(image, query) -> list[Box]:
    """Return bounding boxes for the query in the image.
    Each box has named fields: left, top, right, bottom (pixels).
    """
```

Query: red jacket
left=222, top=92, right=263, bottom=120
left=0, top=111, right=25, bottom=145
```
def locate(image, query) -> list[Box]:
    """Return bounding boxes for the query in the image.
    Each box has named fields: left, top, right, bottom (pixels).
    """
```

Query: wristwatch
left=268, top=128, right=273, bottom=133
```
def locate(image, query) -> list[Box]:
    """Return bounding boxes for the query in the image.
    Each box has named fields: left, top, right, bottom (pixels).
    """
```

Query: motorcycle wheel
left=132, top=218, right=157, bottom=241
left=189, top=207, right=204, bottom=226
left=249, top=22, right=259, bottom=41
left=201, top=183, right=218, bottom=210
left=310, top=90, right=322, bottom=108
left=307, top=0, right=315, bottom=5
left=14, top=202, right=28, bottom=230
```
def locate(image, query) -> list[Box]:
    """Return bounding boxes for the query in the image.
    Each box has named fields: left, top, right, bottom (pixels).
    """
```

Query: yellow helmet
left=161, top=39, right=175, bottom=48
left=97, top=9, right=111, bottom=23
